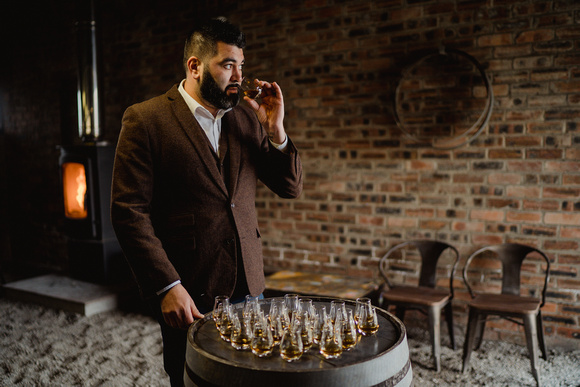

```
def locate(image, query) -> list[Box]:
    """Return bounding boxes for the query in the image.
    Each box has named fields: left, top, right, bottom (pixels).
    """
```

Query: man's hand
left=244, top=80, right=287, bottom=144
left=160, top=284, right=205, bottom=330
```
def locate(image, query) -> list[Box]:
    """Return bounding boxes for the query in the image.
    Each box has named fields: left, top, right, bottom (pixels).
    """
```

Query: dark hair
left=183, top=17, right=246, bottom=74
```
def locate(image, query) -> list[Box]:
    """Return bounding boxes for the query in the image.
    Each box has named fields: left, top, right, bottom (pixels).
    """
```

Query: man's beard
left=200, top=68, right=240, bottom=110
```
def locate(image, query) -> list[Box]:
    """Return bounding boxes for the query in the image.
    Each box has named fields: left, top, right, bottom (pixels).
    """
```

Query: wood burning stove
left=59, top=143, right=124, bottom=283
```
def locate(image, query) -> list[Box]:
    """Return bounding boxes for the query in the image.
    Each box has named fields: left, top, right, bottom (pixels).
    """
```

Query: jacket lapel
left=222, top=110, right=241, bottom=198
left=166, top=85, right=229, bottom=198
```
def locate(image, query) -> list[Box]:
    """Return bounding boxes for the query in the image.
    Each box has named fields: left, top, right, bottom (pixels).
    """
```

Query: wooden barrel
left=184, top=297, right=412, bottom=387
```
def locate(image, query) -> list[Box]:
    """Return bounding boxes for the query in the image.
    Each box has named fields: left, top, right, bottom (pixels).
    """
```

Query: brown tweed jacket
left=111, top=84, right=302, bottom=309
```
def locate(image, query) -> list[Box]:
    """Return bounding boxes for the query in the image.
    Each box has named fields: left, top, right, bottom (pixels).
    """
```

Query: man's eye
left=224, top=64, right=233, bottom=69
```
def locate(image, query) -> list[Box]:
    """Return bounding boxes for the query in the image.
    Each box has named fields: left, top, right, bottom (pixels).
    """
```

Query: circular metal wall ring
left=393, top=47, right=494, bottom=149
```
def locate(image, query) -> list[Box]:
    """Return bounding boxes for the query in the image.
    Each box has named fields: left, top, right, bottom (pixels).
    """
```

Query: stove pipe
left=75, top=0, right=102, bottom=142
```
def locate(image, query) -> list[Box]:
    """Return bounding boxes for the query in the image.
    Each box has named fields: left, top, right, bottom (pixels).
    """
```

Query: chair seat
left=469, top=293, right=541, bottom=315
left=382, top=285, right=451, bottom=307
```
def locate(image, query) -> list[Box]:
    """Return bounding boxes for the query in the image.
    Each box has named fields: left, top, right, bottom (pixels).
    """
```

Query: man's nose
left=232, top=67, right=242, bottom=83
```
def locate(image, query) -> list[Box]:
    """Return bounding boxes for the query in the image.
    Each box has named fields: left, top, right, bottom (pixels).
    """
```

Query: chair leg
left=537, top=311, right=548, bottom=360
left=462, top=308, right=480, bottom=373
left=444, top=302, right=456, bottom=350
left=395, top=306, right=406, bottom=322
left=474, top=314, right=487, bottom=351
left=428, top=306, right=442, bottom=372
left=523, top=314, right=541, bottom=387
left=377, top=293, right=384, bottom=308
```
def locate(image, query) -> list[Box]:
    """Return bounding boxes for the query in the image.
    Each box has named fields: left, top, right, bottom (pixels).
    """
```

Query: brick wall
left=1, top=0, right=578, bottom=348
left=226, top=0, right=580, bottom=348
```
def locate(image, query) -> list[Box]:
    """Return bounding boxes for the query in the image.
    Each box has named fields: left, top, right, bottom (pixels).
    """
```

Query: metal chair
left=461, top=243, right=550, bottom=386
left=378, top=240, right=460, bottom=372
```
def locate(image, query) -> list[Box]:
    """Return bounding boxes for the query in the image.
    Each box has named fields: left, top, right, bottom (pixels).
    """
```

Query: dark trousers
left=159, top=319, right=191, bottom=387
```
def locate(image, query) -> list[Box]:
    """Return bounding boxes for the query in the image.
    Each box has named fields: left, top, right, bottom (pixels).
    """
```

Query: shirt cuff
left=156, top=280, right=181, bottom=296
left=269, top=136, right=288, bottom=152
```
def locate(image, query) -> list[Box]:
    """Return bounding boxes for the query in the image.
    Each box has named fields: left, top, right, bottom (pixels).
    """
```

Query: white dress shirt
left=178, top=80, right=287, bottom=154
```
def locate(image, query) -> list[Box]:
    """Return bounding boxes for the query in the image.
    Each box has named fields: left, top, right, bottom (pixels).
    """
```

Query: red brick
left=515, top=55, right=553, bottom=70
left=387, top=217, right=418, bottom=228
left=419, top=220, right=448, bottom=229
left=537, top=12, right=574, bottom=27
left=529, top=95, right=568, bottom=107
left=487, top=198, right=520, bottom=208
left=488, top=173, right=521, bottom=185
left=317, top=5, right=343, bottom=18
left=545, top=109, right=580, bottom=120
left=516, top=29, right=555, bottom=43
left=408, top=160, right=436, bottom=171
left=543, top=187, right=580, bottom=199
left=358, top=215, right=385, bottom=226
left=527, top=148, right=563, bottom=159
left=478, top=33, right=513, bottom=47
left=472, top=234, right=505, bottom=245
left=556, top=25, right=580, bottom=39
left=295, top=222, right=320, bottom=232
left=489, top=149, right=523, bottom=158
left=487, top=59, right=512, bottom=71
left=563, top=175, right=580, bottom=185
left=390, top=7, right=423, bottom=21
left=493, top=71, right=529, bottom=84
left=522, top=200, right=560, bottom=211
left=494, top=44, right=533, bottom=58
left=522, top=225, right=557, bottom=237
left=507, top=161, right=543, bottom=172
left=556, top=327, right=580, bottom=340
left=506, top=186, right=542, bottom=198
left=506, top=211, right=542, bottom=222
left=471, top=209, right=505, bottom=221
left=527, top=122, right=565, bottom=134
left=561, top=228, right=580, bottom=239
left=306, top=213, right=329, bottom=223
left=406, top=208, right=435, bottom=218
left=545, top=213, right=580, bottom=226
left=293, top=98, right=319, bottom=108
left=545, top=161, right=580, bottom=172
left=505, top=109, right=543, bottom=120
left=307, top=253, right=332, bottom=264
left=505, top=135, right=543, bottom=146
left=453, top=221, right=485, bottom=232
left=569, top=94, right=580, bottom=104
left=553, top=81, right=580, bottom=93
left=531, top=68, right=569, bottom=81
left=514, top=3, right=551, bottom=16
left=453, top=174, right=486, bottom=183
left=391, top=173, right=419, bottom=182
left=558, top=279, right=580, bottom=291
left=491, top=83, right=510, bottom=97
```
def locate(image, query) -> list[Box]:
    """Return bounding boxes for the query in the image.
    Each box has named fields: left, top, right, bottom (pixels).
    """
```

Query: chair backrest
left=462, top=243, right=551, bottom=306
left=379, top=240, right=460, bottom=295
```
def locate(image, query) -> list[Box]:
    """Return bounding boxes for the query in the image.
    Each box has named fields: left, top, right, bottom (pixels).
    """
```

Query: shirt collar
left=178, top=80, right=232, bottom=120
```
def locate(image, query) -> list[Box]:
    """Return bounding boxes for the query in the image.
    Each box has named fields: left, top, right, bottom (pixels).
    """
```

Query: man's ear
left=187, top=56, right=202, bottom=80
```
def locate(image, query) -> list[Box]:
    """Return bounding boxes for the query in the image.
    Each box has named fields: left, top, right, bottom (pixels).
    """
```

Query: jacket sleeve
left=235, top=105, right=302, bottom=199
left=110, top=104, right=180, bottom=299
left=258, top=136, right=303, bottom=199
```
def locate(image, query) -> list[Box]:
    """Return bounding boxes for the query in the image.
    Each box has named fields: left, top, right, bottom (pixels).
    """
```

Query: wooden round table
left=185, top=297, right=412, bottom=387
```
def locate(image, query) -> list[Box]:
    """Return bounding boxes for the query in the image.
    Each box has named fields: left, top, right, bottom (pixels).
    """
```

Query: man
left=111, top=17, right=302, bottom=386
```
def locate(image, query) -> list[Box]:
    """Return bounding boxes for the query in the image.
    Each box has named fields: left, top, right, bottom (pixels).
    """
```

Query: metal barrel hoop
left=393, top=47, right=494, bottom=150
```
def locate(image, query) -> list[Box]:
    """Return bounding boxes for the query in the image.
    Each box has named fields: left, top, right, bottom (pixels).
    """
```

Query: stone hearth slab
left=3, top=274, right=118, bottom=316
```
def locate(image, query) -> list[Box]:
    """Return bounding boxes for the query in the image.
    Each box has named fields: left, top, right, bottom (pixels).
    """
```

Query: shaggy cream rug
left=1, top=298, right=579, bottom=386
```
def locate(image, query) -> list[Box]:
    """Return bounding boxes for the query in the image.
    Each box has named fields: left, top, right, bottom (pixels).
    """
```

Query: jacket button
left=231, top=203, right=235, bottom=208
